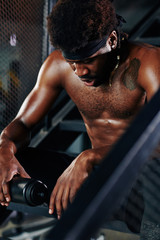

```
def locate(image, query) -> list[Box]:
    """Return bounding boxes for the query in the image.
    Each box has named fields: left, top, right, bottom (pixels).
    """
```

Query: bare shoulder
left=130, top=42, right=160, bottom=100
left=37, top=49, right=69, bottom=89
left=140, top=42, right=160, bottom=63
left=130, top=41, right=160, bottom=62
left=138, top=42, right=160, bottom=81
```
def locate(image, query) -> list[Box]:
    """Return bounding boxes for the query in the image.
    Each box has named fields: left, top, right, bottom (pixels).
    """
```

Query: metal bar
left=129, top=2, right=160, bottom=39
left=7, top=202, right=55, bottom=219
left=130, top=4, right=160, bottom=46
left=59, top=120, right=86, bottom=132
left=47, top=88, right=160, bottom=240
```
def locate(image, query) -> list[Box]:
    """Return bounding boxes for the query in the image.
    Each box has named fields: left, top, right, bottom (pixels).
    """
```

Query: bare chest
left=65, top=77, right=146, bottom=120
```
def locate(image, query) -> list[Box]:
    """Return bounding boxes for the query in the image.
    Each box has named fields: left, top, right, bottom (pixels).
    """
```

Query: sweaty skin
left=0, top=37, right=160, bottom=219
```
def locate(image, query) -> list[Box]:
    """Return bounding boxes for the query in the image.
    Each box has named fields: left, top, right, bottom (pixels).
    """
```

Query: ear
left=107, top=30, right=118, bottom=50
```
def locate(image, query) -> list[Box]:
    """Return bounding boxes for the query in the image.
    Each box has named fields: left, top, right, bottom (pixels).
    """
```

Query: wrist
left=85, top=147, right=109, bottom=166
left=0, top=133, right=17, bottom=155
left=76, top=149, right=99, bottom=173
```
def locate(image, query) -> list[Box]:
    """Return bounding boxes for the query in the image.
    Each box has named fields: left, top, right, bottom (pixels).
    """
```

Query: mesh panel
left=0, top=0, right=49, bottom=131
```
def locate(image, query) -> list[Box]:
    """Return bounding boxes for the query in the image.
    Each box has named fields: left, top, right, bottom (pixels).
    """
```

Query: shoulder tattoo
left=122, top=58, right=141, bottom=91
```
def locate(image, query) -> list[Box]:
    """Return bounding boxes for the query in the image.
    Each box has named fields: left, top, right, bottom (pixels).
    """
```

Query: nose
left=74, top=63, right=89, bottom=77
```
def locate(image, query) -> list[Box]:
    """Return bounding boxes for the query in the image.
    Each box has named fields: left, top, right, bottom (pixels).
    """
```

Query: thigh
left=16, top=147, right=75, bottom=193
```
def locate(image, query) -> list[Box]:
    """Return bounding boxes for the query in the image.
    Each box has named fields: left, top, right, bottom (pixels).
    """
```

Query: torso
left=49, top=41, right=159, bottom=152
left=64, top=70, right=146, bottom=150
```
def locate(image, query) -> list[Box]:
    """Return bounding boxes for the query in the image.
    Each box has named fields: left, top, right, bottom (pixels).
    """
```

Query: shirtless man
left=0, top=0, right=159, bottom=221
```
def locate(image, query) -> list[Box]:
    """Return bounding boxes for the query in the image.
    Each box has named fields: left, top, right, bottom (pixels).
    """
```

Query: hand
left=49, top=150, right=93, bottom=219
left=0, top=151, right=30, bottom=206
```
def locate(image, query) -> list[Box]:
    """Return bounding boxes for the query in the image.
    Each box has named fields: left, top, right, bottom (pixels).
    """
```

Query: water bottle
left=9, top=177, right=48, bottom=206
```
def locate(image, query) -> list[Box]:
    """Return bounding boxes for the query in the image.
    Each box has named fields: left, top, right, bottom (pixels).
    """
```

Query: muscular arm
left=49, top=145, right=111, bottom=219
left=138, top=46, right=160, bottom=100
left=0, top=50, right=64, bottom=205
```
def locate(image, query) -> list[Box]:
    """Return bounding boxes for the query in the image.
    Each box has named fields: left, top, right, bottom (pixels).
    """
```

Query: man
left=0, top=0, right=159, bottom=223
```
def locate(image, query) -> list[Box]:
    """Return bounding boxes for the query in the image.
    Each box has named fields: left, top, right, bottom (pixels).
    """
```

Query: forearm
left=81, top=145, right=112, bottom=168
left=49, top=145, right=112, bottom=217
left=72, top=146, right=112, bottom=178
left=0, top=118, right=31, bottom=154
left=0, top=119, right=31, bottom=206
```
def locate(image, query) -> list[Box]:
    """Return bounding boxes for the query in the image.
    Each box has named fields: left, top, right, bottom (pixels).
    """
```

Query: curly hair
left=47, top=0, right=120, bottom=52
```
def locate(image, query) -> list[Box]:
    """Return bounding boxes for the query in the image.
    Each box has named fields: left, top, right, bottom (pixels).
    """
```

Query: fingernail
left=6, top=198, right=9, bottom=202
left=49, top=209, right=53, bottom=214
left=58, top=215, right=60, bottom=220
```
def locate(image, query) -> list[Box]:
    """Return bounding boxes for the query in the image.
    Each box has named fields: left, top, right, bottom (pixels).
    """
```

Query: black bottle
left=9, top=177, right=48, bottom=206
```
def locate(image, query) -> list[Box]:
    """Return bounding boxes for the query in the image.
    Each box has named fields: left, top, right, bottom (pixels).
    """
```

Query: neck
left=108, top=52, right=121, bottom=87
left=108, top=48, right=121, bottom=72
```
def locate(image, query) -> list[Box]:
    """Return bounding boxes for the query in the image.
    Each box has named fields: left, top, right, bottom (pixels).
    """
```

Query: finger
left=0, top=191, right=5, bottom=205
left=19, top=168, right=31, bottom=178
left=0, top=180, right=6, bottom=205
left=69, top=188, right=77, bottom=204
left=62, top=186, right=70, bottom=211
left=49, top=185, right=58, bottom=215
left=2, top=182, right=10, bottom=203
left=54, top=186, right=64, bottom=219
